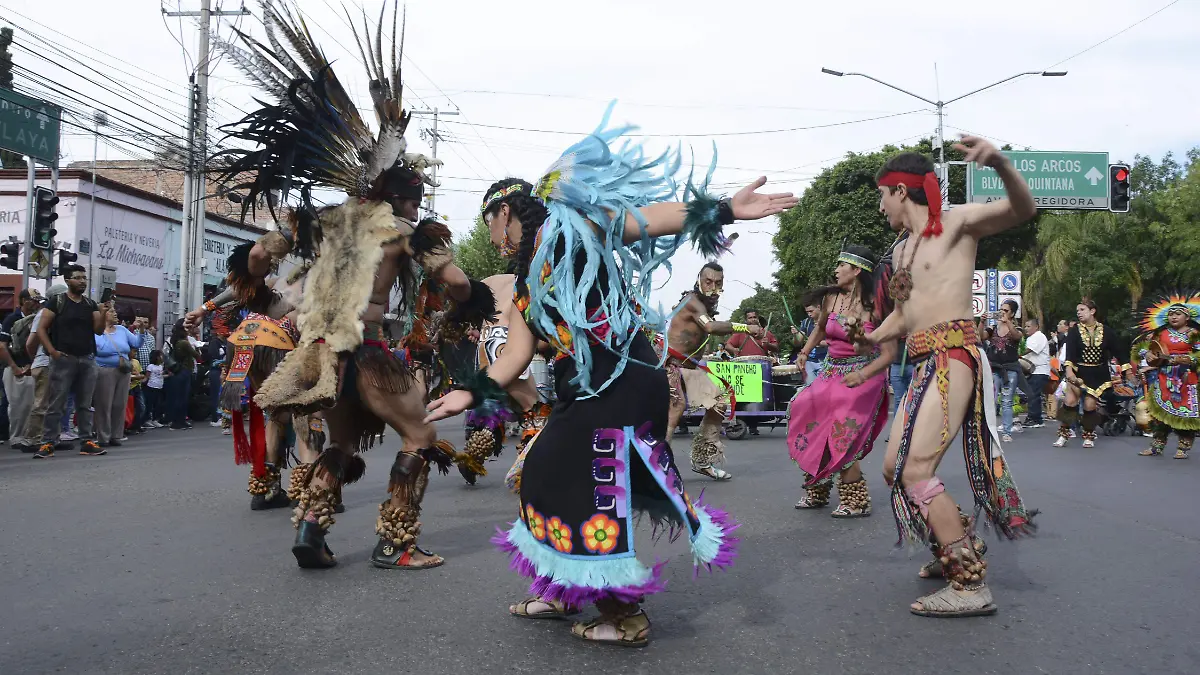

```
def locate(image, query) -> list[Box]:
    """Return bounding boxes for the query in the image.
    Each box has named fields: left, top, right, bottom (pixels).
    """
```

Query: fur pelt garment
left=255, top=200, right=406, bottom=413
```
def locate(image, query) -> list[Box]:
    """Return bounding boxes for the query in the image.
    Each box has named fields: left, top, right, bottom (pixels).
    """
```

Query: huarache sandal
left=831, top=503, right=871, bottom=518
left=370, top=540, right=445, bottom=570
left=910, top=584, right=998, bottom=618
left=692, top=465, right=732, bottom=481
left=570, top=610, right=651, bottom=648
left=509, top=597, right=580, bottom=620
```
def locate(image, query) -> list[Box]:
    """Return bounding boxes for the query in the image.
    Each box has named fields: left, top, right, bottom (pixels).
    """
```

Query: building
left=0, top=161, right=272, bottom=334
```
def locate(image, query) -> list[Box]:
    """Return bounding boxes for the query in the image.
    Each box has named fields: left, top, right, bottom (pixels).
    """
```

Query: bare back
left=892, top=210, right=979, bottom=334
left=480, top=274, right=537, bottom=411
left=363, top=241, right=408, bottom=324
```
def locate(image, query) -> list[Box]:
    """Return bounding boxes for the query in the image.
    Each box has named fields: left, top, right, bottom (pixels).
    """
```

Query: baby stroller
left=1101, top=382, right=1139, bottom=436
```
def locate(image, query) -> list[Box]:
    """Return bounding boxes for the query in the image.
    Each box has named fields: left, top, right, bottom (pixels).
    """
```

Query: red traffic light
left=1115, top=168, right=1128, bottom=182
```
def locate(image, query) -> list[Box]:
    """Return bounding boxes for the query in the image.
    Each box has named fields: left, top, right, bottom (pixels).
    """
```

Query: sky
left=4, top=0, right=1198, bottom=320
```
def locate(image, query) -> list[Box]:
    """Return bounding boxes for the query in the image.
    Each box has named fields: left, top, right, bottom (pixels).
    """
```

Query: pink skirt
left=787, top=355, right=888, bottom=484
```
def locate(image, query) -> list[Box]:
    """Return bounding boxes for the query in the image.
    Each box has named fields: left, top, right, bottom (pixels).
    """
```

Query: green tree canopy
left=452, top=216, right=508, bottom=280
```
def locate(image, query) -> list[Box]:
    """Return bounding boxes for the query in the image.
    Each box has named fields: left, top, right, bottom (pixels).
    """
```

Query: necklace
left=888, top=233, right=920, bottom=304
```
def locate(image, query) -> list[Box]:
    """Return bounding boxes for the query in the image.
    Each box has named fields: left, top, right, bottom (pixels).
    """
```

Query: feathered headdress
left=523, top=102, right=727, bottom=397
left=1135, top=291, right=1200, bottom=334
left=210, top=0, right=438, bottom=258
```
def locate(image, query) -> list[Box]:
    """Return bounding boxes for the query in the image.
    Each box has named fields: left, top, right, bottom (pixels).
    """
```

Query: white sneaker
left=1082, top=438, right=1095, bottom=448
left=61, top=431, right=79, bottom=441
left=222, top=428, right=232, bottom=436
left=1053, top=436, right=1068, bottom=448
left=210, top=421, right=223, bottom=427
left=1002, top=433, right=1014, bottom=443
left=1011, top=423, right=1024, bottom=434
left=1068, top=429, right=1077, bottom=439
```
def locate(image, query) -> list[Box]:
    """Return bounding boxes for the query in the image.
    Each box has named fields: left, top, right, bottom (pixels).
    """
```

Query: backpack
left=8, top=313, right=37, bottom=366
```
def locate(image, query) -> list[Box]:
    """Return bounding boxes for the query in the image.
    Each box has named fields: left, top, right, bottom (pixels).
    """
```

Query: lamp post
left=820, top=68, right=1067, bottom=202
left=88, top=110, right=108, bottom=299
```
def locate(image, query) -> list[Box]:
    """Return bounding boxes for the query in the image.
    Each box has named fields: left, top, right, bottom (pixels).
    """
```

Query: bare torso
left=480, top=274, right=537, bottom=410
left=891, top=213, right=978, bottom=334
left=666, top=294, right=709, bottom=368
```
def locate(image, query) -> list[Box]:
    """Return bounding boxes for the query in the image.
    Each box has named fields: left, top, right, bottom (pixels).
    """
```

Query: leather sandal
left=570, top=610, right=651, bottom=648
left=509, top=597, right=580, bottom=620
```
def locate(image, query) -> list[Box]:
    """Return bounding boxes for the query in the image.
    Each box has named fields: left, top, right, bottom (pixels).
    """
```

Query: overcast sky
left=7, top=0, right=1197, bottom=319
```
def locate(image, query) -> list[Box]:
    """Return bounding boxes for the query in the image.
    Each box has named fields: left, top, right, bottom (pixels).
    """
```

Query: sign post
left=969, top=150, right=1110, bottom=210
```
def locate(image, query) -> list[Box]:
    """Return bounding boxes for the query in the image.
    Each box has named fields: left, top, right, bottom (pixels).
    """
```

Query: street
left=1, top=418, right=1197, bottom=675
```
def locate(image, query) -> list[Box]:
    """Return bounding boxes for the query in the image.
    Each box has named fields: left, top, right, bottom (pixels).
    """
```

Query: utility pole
left=820, top=68, right=1067, bottom=203
left=411, top=108, right=459, bottom=217
left=163, top=1, right=250, bottom=311
left=87, top=110, right=107, bottom=299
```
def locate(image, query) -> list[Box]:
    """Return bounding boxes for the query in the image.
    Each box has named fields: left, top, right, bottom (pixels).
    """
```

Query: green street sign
left=969, top=150, right=1109, bottom=210
left=0, top=88, right=60, bottom=164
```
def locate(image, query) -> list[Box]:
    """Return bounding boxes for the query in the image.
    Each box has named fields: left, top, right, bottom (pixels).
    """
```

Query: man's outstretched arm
left=953, top=136, right=1037, bottom=239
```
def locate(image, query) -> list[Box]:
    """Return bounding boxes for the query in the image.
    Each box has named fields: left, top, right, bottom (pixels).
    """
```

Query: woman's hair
left=1002, top=299, right=1019, bottom=316
left=171, top=319, right=187, bottom=343
left=803, top=244, right=880, bottom=320
left=150, top=350, right=163, bottom=364
left=481, top=178, right=548, bottom=299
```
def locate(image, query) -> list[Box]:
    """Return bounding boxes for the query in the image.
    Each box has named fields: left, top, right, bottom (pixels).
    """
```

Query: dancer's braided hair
left=481, top=178, right=549, bottom=301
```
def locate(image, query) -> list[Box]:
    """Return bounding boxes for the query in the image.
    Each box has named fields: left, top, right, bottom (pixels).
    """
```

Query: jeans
left=131, top=387, right=146, bottom=429
left=62, top=393, right=74, bottom=433
left=144, top=386, right=164, bottom=424
left=24, top=366, right=50, bottom=445
left=890, top=363, right=915, bottom=413
left=208, top=365, right=223, bottom=422
left=993, top=369, right=1019, bottom=433
left=41, top=355, right=98, bottom=443
left=165, top=374, right=192, bottom=428
left=1027, top=374, right=1049, bottom=424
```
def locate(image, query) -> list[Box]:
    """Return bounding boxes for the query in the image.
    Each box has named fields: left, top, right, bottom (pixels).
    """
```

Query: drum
left=529, top=354, right=553, bottom=403
left=772, top=364, right=800, bottom=376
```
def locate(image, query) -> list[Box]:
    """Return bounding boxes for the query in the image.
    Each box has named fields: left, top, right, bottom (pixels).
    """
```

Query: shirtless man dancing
left=856, top=137, right=1038, bottom=617
left=664, top=262, right=759, bottom=480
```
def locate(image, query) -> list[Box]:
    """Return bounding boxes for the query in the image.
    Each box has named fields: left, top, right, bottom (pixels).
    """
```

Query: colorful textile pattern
left=1134, top=327, right=1200, bottom=431
left=787, top=313, right=888, bottom=484
left=890, top=320, right=1034, bottom=546
left=224, top=314, right=298, bottom=384
left=1066, top=322, right=1125, bottom=398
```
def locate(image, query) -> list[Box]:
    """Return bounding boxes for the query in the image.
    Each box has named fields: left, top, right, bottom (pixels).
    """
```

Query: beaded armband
left=731, top=323, right=750, bottom=333
left=203, top=300, right=218, bottom=312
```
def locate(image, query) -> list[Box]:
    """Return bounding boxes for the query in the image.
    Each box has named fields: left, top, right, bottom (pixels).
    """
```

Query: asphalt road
left=1, top=417, right=1197, bottom=675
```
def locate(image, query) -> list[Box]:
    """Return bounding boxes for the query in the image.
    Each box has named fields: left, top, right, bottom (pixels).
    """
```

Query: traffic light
left=0, top=241, right=19, bottom=270
left=56, top=247, right=77, bottom=272
left=32, top=186, right=58, bottom=250
left=1109, top=164, right=1131, bottom=213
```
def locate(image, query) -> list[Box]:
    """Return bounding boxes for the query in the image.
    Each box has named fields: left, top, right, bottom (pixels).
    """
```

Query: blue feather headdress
left=524, top=102, right=727, bottom=397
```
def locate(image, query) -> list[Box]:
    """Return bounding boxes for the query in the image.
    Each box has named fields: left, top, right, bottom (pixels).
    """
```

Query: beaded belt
left=905, top=319, right=979, bottom=360
left=818, top=353, right=874, bottom=378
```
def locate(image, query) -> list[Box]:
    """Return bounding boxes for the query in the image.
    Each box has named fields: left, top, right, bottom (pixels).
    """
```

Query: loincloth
left=891, top=319, right=1034, bottom=545
left=666, top=348, right=734, bottom=416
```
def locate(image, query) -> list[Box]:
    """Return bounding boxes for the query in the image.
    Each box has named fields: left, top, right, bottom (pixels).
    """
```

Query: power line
left=439, top=109, right=928, bottom=138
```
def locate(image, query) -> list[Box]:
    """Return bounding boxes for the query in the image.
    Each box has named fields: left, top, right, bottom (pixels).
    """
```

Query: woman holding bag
left=93, top=307, right=144, bottom=447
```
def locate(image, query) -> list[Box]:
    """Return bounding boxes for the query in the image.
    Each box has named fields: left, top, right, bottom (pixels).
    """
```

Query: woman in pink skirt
left=790, top=245, right=895, bottom=517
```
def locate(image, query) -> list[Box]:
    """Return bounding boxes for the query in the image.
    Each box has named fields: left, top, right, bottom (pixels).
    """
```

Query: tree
left=452, top=216, right=508, bottom=280
left=772, top=137, right=1035, bottom=299
left=0, top=28, right=22, bottom=169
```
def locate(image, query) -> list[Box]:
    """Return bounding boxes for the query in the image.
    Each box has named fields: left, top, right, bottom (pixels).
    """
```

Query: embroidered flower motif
left=553, top=323, right=573, bottom=354
left=547, top=516, right=573, bottom=554
left=581, top=513, right=620, bottom=554
left=525, top=504, right=546, bottom=541
left=588, top=308, right=612, bottom=342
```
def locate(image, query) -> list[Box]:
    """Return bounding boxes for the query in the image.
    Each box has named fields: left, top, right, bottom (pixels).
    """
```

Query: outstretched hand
left=730, top=177, right=799, bottom=221
left=953, top=135, right=1005, bottom=169
left=423, top=389, right=474, bottom=424
left=183, top=308, right=205, bottom=332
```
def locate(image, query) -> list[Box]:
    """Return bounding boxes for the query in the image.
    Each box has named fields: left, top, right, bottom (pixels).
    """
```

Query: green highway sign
left=969, top=150, right=1109, bottom=210
left=0, top=89, right=61, bottom=164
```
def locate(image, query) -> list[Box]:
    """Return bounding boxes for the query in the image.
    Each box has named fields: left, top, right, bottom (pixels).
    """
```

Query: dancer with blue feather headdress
left=425, top=103, right=797, bottom=647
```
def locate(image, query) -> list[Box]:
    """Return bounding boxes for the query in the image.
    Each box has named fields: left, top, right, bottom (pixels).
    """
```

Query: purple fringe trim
left=691, top=492, right=741, bottom=578
left=465, top=401, right=516, bottom=430
left=491, top=528, right=669, bottom=607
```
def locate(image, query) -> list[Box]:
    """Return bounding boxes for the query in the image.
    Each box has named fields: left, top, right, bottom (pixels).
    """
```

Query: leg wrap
left=461, top=429, right=495, bottom=477
left=287, top=462, right=312, bottom=502
left=937, top=533, right=988, bottom=591
left=905, top=476, right=945, bottom=521
left=836, top=477, right=871, bottom=512
left=377, top=498, right=422, bottom=548
left=1081, top=410, right=1102, bottom=433
left=247, top=463, right=281, bottom=496
left=1057, top=407, right=1078, bottom=437
left=387, top=451, right=432, bottom=507
left=690, top=435, right=722, bottom=469
left=292, top=485, right=339, bottom=532
left=804, top=480, right=832, bottom=507
left=312, top=447, right=367, bottom=487
left=1178, top=434, right=1194, bottom=450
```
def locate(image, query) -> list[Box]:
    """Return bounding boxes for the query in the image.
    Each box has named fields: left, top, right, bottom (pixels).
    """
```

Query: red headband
left=878, top=171, right=942, bottom=237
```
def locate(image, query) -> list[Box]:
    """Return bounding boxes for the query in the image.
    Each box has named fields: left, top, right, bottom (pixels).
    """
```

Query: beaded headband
left=837, top=251, right=874, bottom=273
left=480, top=183, right=526, bottom=215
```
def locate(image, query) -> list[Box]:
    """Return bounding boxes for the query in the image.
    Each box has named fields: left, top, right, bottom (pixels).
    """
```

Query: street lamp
left=88, top=110, right=108, bottom=300
left=821, top=68, right=1067, bottom=201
